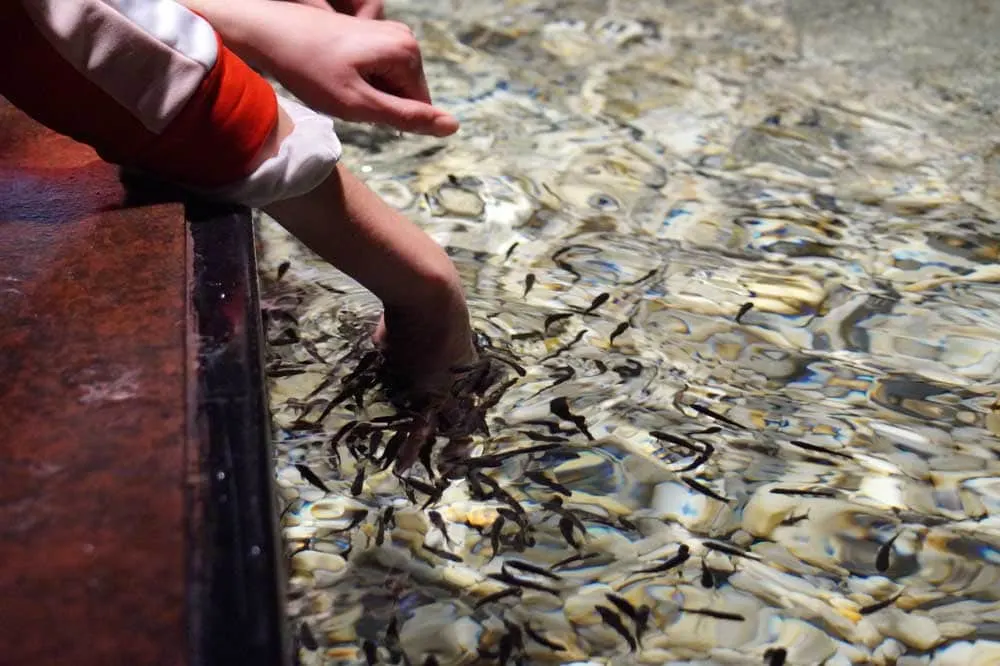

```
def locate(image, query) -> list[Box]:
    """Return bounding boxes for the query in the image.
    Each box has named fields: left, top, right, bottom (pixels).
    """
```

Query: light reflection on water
left=259, top=0, right=1000, bottom=663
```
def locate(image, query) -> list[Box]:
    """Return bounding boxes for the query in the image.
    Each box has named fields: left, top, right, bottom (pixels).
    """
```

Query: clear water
left=258, top=1, right=1000, bottom=663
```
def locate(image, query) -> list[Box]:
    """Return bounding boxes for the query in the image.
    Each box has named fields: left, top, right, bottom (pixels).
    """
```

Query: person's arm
left=264, top=163, right=475, bottom=391
left=176, top=0, right=457, bottom=135
left=276, top=0, right=385, bottom=20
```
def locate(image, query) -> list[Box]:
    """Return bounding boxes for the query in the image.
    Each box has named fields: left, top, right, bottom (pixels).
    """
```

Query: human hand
left=373, top=284, right=477, bottom=398
left=252, top=5, right=458, bottom=136
left=285, top=0, right=385, bottom=19
left=329, top=0, right=385, bottom=19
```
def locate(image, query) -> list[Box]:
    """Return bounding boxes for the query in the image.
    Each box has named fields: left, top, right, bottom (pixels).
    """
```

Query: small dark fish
left=504, top=242, right=519, bottom=261
left=493, top=487, right=526, bottom=516
left=420, top=481, right=448, bottom=510
left=688, top=426, right=723, bottom=437
left=539, top=365, right=576, bottom=393
left=526, top=470, right=572, bottom=496
left=328, top=419, right=360, bottom=444
left=764, top=647, right=788, bottom=666
left=551, top=551, right=601, bottom=570
left=876, top=532, right=901, bottom=573
left=299, top=622, right=319, bottom=650
left=769, top=487, right=837, bottom=498
left=376, top=512, right=389, bottom=546
left=551, top=247, right=585, bottom=284
left=488, top=571, right=560, bottom=596
left=467, top=443, right=562, bottom=470
left=701, top=557, right=715, bottom=588
left=523, top=273, right=536, bottom=297
left=368, top=430, right=384, bottom=455
left=789, top=439, right=853, bottom=460
left=859, top=589, right=905, bottom=615
left=483, top=350, right=528, bottom=377
left=363, top=639, right=378, bottom=666
left=541, top=329, right=588, bottom=362
left=560, top=517, right=580, bottom=548
left=428, top=510, right=451, bottom=545
left=330, top=509, right=369, bottom=533
left=419, top=437, right=436, bottom=481
left=295, top=464, right=331, bottom=493
left=423, top=544, right=462, bottom=563
left=609, top=321, right=630, bottom=344
left=422, top=656, right=439, bottom=666
left=549, top=397, right=594, bottom=440
left=595, top=606, right=636, bottom=651
left=505, top=559, right=562, bottom=581
left=379, top=430, right=408, bottom=470
left=703, top=540, right=761, bottom=561
left=689, top=403, right=746, bottom=430
left=276, top=260, right=292, bottom=281
left=496, top=633, right=515, bottom=666
left=401, top=476, right=438, bottom=497
left=385, top=616, right=399, bottom=645
left=544, top=312, right=574, bottom=330
left=650, top=430, right=698, bottom=448
left=604, top=593, right=638, bottom=621
left=301, top=340, right=326, bottom=364
left=489, top=516, right=506, bottom=559
left=500, top=620, right=525, bottom=655
left=543, top=497, right=586, bottom=532
left=682, top=476, right=731, bottom=503
left=522, top=430, right=570, bottom=443
left=682, top=608, right=745, bottom=621
left=735, top=302, right=753, bottom=323
left=625, top=267, right=658, bottom=286
left=637, top=544, right=690, bottom=574
left=520, top=419, right=571, bottom=434
left=497, top=507, right=528, bottom=530
left=474, top=586, right=522, bottom=609
left=634, top=605, right=651, bottom=646
left=583, top=292, right=610, bottom=314
left=351, top=464, right=366, bottom=496
left=523, top=623, right=566, bottom=652
left=676, top=443, right=714, bottom=473
left=780, top=511, right=811, bottom=526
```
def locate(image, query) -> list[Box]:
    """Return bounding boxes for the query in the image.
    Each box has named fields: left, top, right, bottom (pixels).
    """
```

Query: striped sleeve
left=0, top=0, right=279, bottom=189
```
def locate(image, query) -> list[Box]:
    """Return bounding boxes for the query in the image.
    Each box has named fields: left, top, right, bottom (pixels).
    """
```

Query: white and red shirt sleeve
left=0, top=0, right=340, bottom=207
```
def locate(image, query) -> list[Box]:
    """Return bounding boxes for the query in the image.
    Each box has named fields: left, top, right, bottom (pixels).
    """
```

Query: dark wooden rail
left=0, top=99, right=289, bottom=666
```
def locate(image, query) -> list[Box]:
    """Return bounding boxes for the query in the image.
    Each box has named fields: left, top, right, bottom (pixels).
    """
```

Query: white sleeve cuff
left=196, top=96, right=342, bottom=208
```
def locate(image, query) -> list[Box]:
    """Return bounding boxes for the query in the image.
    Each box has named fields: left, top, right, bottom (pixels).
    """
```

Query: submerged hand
left=373, top=292, right=476, bottom=399
left=255, top=5, right=457, bottom=136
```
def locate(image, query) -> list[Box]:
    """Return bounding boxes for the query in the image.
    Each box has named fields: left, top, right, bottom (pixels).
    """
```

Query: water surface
left=258, top=1, right=1000, bottom=663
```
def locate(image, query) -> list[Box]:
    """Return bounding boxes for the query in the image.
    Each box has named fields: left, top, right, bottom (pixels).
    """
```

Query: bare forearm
left=263, top=164, right=464, bottom=311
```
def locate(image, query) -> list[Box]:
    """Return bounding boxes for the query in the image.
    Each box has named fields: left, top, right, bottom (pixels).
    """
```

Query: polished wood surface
left=0, top=100, right=192, bottom=665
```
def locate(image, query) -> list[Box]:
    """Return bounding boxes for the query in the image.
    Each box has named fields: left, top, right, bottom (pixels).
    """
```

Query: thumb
left=359, top=87, right=459, bottom=137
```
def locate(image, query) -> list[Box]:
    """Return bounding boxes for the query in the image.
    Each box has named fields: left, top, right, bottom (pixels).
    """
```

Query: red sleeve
left=0, top=2, right=278, bottom=189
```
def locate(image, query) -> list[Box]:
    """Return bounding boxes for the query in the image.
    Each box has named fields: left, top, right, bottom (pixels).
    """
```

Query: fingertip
left=431, top=114, right=460, bottom=137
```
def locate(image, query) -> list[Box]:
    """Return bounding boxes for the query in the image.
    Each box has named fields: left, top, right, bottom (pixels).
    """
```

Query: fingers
left=355, top=0, right=385, bottom=19
left=367, top=60, right=432, bottom=106
left=356, top=84, right=459, bottom=136
left=328, top=0, right=384, bottom=19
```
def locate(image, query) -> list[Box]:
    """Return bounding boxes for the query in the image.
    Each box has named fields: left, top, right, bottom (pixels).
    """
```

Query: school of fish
left=259, top=0, right=1000, bottom=664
